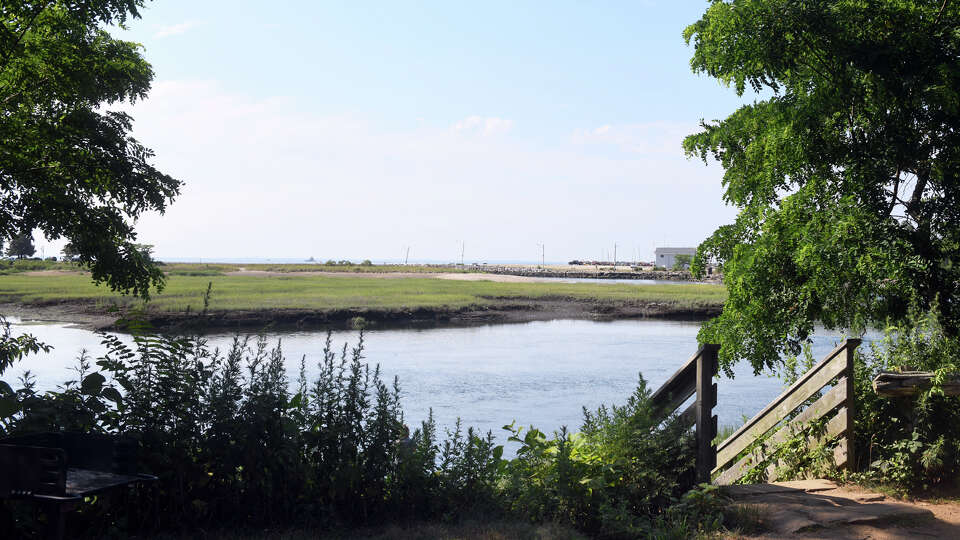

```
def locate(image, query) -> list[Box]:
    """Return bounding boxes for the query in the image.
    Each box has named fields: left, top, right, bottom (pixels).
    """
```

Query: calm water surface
left=5, top=318, right=856, bottom=446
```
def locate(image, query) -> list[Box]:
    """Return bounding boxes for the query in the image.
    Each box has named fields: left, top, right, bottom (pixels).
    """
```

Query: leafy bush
left=849, top=307, right=960, bottom=493
left=740, top=306, right=960, bottom=493
left=0, top=259, right=79, bottom=275
left=0, top=330, right=727, bottom=538
left=500, top=375, right=702, bottom=538
left=0, top=331, right=500, bottom=536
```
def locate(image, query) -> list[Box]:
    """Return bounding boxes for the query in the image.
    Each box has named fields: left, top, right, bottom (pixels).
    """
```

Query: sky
left=43, top=1, right=756, bottom=263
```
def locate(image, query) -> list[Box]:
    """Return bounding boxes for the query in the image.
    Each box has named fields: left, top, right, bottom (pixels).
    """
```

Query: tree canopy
left=684, top=0, right=960, bottom=373
left=1, top=1, right=180, bottom=298
left=6, top=233, right=34, bottom=259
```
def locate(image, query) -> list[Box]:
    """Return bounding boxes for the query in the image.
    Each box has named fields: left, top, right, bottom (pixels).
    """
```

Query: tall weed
left=0, top=330, right=722, bottom=538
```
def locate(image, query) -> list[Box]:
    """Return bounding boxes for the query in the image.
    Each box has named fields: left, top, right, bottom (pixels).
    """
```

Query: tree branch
left=887, top=169, right=901, bottom=216
left=0, top=2, right=53, bottom=73
left=935, top=0, right=951, bottom=26
left=907, top=170, right=930, bottom=223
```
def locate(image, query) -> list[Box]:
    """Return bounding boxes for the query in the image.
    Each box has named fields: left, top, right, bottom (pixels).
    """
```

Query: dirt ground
left=0, top=302, right=117, bottom=330
left=730, top=484, right=960, bottom=540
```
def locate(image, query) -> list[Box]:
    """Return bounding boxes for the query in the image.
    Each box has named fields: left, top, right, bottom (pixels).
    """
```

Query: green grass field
left=152, top=262, right=475, bottom=276
left=0, top=270, right=726, bottom=313
left=0, top=260, right=475, bottom=276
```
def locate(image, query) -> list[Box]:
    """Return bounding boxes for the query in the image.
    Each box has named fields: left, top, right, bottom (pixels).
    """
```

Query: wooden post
left=843, top=338, right=860, bottom=472
left=696, top=344, right=720, bottom=484
left=44, top=502, right=65, bottom=540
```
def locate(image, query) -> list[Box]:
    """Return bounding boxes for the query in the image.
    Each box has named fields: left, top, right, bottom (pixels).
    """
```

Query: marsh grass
left=240, top=263, right=474, bottom=273
left=162, top=264, right=232, bottom=276
left=0, top=272, right=727, bottom=314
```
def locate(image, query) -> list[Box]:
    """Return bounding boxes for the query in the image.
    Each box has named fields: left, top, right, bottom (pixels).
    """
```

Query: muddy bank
left=0, top=302, right=118, bottom=330
left=1, top=298, right=721, bottom=333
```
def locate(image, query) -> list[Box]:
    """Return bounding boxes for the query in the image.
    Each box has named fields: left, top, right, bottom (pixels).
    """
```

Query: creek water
left=4, top=317, right=857, bottom=447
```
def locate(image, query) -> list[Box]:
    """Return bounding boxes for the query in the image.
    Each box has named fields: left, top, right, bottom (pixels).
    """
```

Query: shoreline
left=1, top=298, right=721, bottom=333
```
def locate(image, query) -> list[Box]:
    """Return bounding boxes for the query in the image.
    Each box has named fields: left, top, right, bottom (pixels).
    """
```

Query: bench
left=0, top=432, right=157, bottom=539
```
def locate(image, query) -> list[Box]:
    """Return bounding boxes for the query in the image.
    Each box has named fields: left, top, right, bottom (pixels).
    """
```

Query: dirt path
left=726, top=480, right=960, bottom=539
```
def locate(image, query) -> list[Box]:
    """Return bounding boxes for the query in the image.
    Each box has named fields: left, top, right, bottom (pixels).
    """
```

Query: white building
left=654, top=247, right=697, bottom=269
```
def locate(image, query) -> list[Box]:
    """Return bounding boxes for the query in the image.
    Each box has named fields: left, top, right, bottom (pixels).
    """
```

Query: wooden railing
left=649, top=344, right=720, bottom=484
left=712, top=339, right=861, bottom=485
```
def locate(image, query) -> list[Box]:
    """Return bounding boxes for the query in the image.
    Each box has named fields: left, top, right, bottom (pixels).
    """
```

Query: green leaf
left=685, top=1, right=960, bottom=374
left=0, top=395, right=19, bottom=418
left=288, top=392, right=302, bottom=409
left=101, top=387, right=122, bottom=403
left=80, top=372, right=106, bottom=395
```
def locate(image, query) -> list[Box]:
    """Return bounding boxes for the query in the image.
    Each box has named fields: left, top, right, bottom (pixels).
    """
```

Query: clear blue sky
left=49, top=1, right=755, bottom=263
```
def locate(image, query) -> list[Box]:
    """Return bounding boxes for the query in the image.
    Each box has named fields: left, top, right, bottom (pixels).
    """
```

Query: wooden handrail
left=715, top=340, right=856, bottom=456
left=651, top=345, right=719, bottom=421
left=714, top=379, right=849, bottom=485
left=713, top=338, right=861, bottom=483
left=648, top=344, right=720, bottom=483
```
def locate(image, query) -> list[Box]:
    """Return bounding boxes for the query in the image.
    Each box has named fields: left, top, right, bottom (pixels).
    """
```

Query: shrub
left=755, top=306, right=960, bottom=493
left=849, top=307, right=960, bottom=493
left=0, top=331, right=723, bottom=538
left=0, top=331, right=501, bottom=535
left=500, top=375, right=700, bottom=538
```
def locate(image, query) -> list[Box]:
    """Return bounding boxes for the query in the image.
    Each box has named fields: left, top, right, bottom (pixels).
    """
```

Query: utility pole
left=459, top=241, right=465, bottom=265
left=613, top=243, right=617, bottom=267
left=404, top=246, right=410, bottom=265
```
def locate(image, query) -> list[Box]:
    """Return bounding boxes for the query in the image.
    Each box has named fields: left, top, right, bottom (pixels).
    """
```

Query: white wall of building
left=654, top=247, right=697, bottom=269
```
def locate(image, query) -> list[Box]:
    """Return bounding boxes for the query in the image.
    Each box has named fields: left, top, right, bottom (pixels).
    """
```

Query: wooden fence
left=712, top=339, right=861, bottom=485
left=649, top=344, right=720, bottom=484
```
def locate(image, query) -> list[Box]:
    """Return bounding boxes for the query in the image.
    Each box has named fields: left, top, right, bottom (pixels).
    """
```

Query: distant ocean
left=156, top=257, right=568, bottom=266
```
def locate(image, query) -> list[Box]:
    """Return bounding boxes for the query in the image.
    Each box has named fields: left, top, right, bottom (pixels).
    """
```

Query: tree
left=61, top=241, right=79, bottom=260
left=683, top=1, right=960, bottom=374
left=6, top=234, right=35, bottom=259
left=1, top=1, right=181, bottom=298
left=673, top=254, right=692, bottom=270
